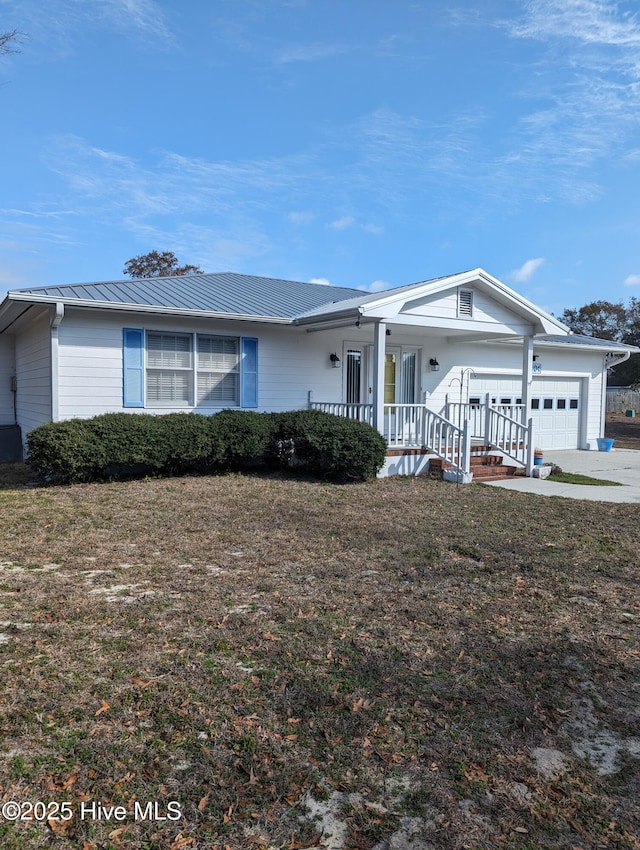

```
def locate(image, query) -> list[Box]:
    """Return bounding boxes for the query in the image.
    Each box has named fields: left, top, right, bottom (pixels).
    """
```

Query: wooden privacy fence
left=606, top=390, right=640, bottom=413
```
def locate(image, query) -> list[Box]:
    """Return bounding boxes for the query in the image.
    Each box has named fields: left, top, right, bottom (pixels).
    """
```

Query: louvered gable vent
left=458, top=289, right=474, bottom=318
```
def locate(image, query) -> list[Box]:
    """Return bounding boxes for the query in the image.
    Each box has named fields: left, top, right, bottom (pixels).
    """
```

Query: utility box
left=0, top=425, right=23, bottom=463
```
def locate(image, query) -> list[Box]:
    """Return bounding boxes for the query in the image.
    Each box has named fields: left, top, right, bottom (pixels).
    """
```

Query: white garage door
left=531, top=378, right=581, bottom=450
left=469, top=376, right=582, bottom=450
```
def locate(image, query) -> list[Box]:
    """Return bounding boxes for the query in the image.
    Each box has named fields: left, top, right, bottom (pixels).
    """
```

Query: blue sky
left=1, top=0, right=639, bottom=315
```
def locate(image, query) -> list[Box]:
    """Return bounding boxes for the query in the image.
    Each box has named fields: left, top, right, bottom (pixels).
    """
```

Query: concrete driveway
left=484, top=448, right=640, bottom=503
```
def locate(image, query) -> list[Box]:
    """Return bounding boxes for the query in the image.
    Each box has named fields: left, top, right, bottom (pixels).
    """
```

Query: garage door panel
left=470, top=375, right=581, bottom=450
left=532, top=378, right=581, bottom=450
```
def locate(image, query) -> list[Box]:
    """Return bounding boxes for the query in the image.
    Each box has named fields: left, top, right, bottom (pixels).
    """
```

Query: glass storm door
left=345, top=346, right=365, bottom=404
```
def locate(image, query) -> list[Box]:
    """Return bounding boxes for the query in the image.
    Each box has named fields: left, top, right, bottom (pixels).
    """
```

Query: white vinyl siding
left=197, top=335, right=239, bottom=406
left=14, top=310, right=52, bottom=435
left=146, top=332, right=193, bottom=407
left=0, top=335, right=16, bottom=426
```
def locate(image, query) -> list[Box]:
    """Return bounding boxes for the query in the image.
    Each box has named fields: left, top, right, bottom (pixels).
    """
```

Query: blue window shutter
left=123, top=328, right=145, bottom=408
left=241, top=337, right=258, bottom=408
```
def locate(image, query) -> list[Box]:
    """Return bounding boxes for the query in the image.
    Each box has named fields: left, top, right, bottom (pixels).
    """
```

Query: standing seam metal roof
left=11, top=272, right=366, bottom=319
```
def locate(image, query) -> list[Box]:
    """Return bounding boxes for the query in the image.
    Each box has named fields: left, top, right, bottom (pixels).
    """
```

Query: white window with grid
left=197, top=335, right=240, bottom=406
left=146, top=332, right=193, bottom=406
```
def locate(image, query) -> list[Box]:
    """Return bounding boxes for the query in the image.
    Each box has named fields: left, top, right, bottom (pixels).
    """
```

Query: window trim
left=123, top=329, right=258, bottom=410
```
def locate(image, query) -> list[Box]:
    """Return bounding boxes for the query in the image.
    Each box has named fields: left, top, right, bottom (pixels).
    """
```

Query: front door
left=384, top=347, right=418, bottom=405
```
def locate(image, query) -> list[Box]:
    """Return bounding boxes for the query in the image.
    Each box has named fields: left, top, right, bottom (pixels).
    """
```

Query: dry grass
left=0, top=464, right=638, bottom=849
left=605, top=413, right=640, bottom=450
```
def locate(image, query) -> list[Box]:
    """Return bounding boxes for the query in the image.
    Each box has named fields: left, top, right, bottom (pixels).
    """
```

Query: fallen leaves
left=95, top=699, right=110, bottom=717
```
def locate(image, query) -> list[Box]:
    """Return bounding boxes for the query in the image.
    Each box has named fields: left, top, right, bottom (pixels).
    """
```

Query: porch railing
left=382, top=403, right=426, bottom=448
left=446, top=400, right=525, bottom=437
left=486, top=407, right=534, bottom=474
left=310, top=401, right=373, bottom=424
left=422, top=408, right=471, bottom=478
left=310, top=400, right=533, bottom=478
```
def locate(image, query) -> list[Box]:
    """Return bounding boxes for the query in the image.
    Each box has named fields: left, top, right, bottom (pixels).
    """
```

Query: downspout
left=50, top=302, right=64, bottom=422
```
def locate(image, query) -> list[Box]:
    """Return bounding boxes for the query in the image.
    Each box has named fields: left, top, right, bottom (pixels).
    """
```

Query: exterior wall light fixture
left=429, top=358, right=440, bottom=372
left=330, top=353, right=341, bottom=368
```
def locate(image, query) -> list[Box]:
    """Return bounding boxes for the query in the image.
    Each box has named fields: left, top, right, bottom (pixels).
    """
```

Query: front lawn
left=0, top=466, right=638, bottom=849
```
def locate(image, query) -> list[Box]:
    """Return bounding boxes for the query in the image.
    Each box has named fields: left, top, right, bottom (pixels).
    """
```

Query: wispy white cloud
left=360, top=279, right=390, bottom=293
left=624, top=274, right=640, bottom=286
left=508, top=258, right=545, bottom=283
left=13, top=0, right=174, bottom=57
left=128, top=221, right=271, bottom=272
left=329, top=215, right=355, bottom=230
left=275, top=40, right=349, bottom=64
left=100, top=0, right=173, bottom=41
left=499, top=0, right=640, bottom=203
left=288, top=211, right=315, bottom=225
left=309, top=277, right=331, bottom=286
left=362, top=223, right=384, bottom=235
left=507, top=0, right=640, bottom=46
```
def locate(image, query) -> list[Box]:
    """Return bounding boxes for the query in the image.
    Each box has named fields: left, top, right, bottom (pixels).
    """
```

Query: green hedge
left=26, top=410, right=387, bottom=484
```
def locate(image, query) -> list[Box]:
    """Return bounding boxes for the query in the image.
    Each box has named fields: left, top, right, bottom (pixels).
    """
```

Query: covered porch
left=310, top=395, right=534, bottom=481
left=296, top=269, right=610, bottom=481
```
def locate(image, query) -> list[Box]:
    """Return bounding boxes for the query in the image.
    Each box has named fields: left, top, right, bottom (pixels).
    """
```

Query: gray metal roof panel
left=10, top=273, right=365, bottom=320
left=294, top=271, right=468, bottom=320
left=537, top=334, right=639, bottom=351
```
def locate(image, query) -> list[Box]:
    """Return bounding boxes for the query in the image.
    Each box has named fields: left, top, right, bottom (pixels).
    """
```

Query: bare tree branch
left=0, top=30, right=24, bottom=56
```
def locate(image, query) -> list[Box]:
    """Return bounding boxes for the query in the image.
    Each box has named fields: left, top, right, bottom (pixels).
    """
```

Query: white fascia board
left=534, top=338, right=640, bottom=353
left=3, top=293, right=293, bottom=325
left=295, top=305, right=364, bottom=326
left=472, top=269, right=569, bottom=333
left=358, top=273, right=470, bottom=315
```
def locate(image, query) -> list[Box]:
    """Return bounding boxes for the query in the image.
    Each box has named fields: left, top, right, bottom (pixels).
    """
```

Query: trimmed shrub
left=89, top=412, right=172, bottom=479
left=26, top=418, right=108, bottom=484
left=272, top=409, right=387, bottom=481
left=209, top=409, right=277, bottom=470
left=26, top=408, right=387, bottom=484
left=160, top=413, right=215, bottom=473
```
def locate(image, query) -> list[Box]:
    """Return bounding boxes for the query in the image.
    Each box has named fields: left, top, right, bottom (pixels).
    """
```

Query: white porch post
left=521, top=336, right=533, bottom=420
left=522, top=336, right=534, bottom=474
left=50, top=302, right=64, bottom=422
left=372, top=321, right=386, bottom=434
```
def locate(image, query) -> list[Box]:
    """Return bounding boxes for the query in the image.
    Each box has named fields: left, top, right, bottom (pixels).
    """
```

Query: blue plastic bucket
left=533, top=455, right=543, bottom=466
left=597, top=438, right=614, bottom=452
